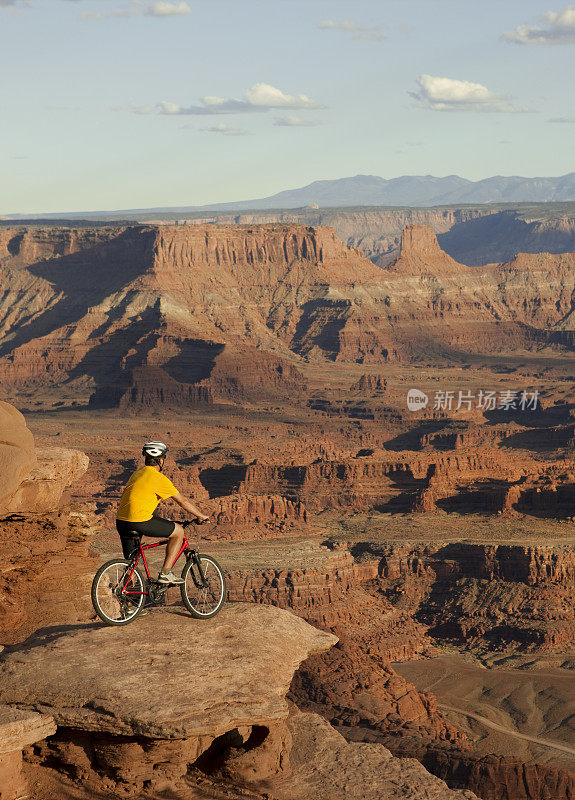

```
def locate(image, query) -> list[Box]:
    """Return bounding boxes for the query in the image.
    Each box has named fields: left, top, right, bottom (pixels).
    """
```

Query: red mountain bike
left=91, top=520, right=226, bottom=626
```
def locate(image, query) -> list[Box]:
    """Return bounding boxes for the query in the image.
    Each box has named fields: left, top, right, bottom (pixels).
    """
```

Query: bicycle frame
left=121, top=533, right=205, bottom=597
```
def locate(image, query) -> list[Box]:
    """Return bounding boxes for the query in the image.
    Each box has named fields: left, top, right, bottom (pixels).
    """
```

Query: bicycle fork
left=186, top=550, right=209, bottom=588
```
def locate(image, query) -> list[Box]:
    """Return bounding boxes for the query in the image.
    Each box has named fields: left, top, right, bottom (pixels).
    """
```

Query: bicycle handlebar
left=182, top=518, right=210, bottom=528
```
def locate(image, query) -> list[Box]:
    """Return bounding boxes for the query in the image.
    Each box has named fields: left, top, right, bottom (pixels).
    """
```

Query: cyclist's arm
left=170, top=493, right=209, bottom=521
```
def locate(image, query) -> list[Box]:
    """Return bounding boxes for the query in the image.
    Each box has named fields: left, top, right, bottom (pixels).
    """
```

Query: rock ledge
left=0, top=604, right=337, bottom=740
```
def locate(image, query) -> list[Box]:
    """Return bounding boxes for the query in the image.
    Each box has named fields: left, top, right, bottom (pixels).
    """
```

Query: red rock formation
left=244, top=539, right=575, bottom=799
left=0, top=509, right=100, bottom=645
left=0, top=401, right=96, bottom=642
left=413, top=481, right=440, bottom=512
left=90, top=365, right=214, bottom=409
left=226, top=549, right=466, bottom=758
left=210, top=493, right=307, bottom=535
left=0, top=223, right=377, bottom=403
left=0, top=226, right=121, bottom=269
left=184, top=205, right=510, bottom=265
left=0, top=708, right=56, bottom=800
left=389, top=225, right=470, bottom=275
left=203, top=205, right=575, bottom=267
left=202, top=346, right=307, bottom=402
left=424, top=750, right=575, bottom=800
left=236, top=449, right=530, bottom=512
left=350, top=374, right=388, bottom=393
left=0, top=401, right=37, bottom=512
left=498, top=463, right=575, bottom=517
left=1, top=222, right=574, bottom=408
left=418, top=423, right=523, bottom=451
left=376, top=542, right=575, bottom=653
left=1, top=606, right=336, bottom=796
left=0, top=401, right=88, bottom=515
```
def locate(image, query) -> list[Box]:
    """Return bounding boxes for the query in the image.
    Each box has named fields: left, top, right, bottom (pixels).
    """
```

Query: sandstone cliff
left=0, top=401, right=95, bottom=642
left=223, top=534, right=575, bottom=800
left=375, top=541, right=575, bottom=653
left=233, top=447, right=532, bottom=513
left=0, top=223, right=574, bottom=409
left=170, top=205, right=575, bottom=267
left=0, top=605, right=335, bottom=797
left=0, top=401, right=36, bottom=512
left=0, top=401, right=88, bottom=515
left=225, top=540, right=469, bottom=771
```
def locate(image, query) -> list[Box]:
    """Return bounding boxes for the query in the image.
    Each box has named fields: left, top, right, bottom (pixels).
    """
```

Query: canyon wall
left=225, top=536, right=575, bottom=800
left=231, top=448, right=532, bottom=512
left=0, top=223, right=574, bottom=410
left=134, top=205, right=575, bottom=267
left=0, top=402, right=96, bottom=643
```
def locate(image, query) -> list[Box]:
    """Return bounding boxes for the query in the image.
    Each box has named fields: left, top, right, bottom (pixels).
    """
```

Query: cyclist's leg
left=133, top=516, right=183, bottom=576
left=162, top=523, right=185, bottom=571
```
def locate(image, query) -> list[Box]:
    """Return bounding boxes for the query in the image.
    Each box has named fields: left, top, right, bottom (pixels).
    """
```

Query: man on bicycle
left=116, top=441, right=209, bottom=585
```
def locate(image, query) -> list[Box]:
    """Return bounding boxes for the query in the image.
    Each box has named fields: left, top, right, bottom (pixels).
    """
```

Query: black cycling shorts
left=116, top=516, right=176, bottom=559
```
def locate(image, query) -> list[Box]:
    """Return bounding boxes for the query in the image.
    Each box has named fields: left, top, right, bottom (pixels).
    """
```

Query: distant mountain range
left=5, top=173, right=575, bottom=219
left=202, top=173, right=575, bottom=211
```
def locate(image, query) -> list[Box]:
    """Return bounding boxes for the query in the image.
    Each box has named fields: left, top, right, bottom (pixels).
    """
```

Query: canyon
left=0, top=220, right=574, bottom=412
left=0, top=219, right=574, bottom=800
left=180, top=205, right=575, bottom=268
left=10, top=201, right=573, bottom=267
left=0, top=404, right=479, bottom=800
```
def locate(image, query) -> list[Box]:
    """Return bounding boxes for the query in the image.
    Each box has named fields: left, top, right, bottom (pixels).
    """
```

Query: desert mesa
left=0, top=222, right=574, bottom=408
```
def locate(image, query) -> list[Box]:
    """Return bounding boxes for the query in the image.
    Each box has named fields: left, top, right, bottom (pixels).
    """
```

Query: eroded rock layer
left=221, top=532, right=575, bottom=800
left=0, top=223, right=574, bottom=409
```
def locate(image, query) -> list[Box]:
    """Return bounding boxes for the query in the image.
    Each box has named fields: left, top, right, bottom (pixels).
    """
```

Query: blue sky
left=1, top=0, right=574, bottom=213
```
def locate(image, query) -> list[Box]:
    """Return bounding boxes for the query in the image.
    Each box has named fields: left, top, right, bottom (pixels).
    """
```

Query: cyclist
left=116, top=441, right=209, bottom=585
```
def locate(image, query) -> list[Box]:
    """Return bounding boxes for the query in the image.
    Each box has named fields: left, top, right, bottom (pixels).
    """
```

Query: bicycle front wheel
left=180, top=555, right=226, bottom=619
left=91, top=558, right=146, bottom=626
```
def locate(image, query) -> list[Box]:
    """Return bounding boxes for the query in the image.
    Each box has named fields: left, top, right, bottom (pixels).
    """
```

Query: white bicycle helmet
left=142, top=441, right=169, bottom=458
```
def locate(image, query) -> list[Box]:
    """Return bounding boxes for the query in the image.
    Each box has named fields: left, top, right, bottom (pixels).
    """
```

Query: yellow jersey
left=116, top=466, right=179, bottom=522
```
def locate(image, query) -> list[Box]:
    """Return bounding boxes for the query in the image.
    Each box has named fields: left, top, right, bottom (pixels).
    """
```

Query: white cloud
left=145, top=2, right=191, bottom=16
left=409, top=74, right=529, bottom=113
left=132, top=83, right=324, bottom=116
left=318, top=19, right=385, bottom=41
left=177, top=98, right=264, bottom=114
left=274, top=115, right=319, bottom=127
left=73, top=0, right=191, bottom=19
left=157, top=101, right=182, bottom=114
left=113, top=1, right=191, bottom=18
left=244, top=83, right=321, bottom=108
left=199, top=124, right=251, bottom=136
left=503, top=6, right=575, bottom=44
left=549, top=116, right=575, bottom=122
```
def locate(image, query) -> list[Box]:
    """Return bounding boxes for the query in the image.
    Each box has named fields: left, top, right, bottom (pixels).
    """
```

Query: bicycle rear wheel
left=180, top=555, right=226, bottom=619
left=92, top=558, right=146, bottom=626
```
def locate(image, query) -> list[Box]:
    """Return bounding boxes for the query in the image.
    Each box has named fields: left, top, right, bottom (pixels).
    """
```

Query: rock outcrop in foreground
left=0, top=604, right=475, bottom=800
left=1, top=605, right=334, bottom=795
left=1, top=606, right=335, bottom=739
left=0, top=707, right=56, bottom=800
